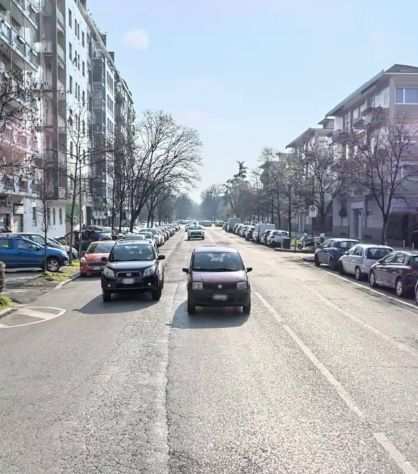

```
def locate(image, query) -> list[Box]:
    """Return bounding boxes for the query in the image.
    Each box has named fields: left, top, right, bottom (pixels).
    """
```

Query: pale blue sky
left=88, top=0, right=418, bottom=199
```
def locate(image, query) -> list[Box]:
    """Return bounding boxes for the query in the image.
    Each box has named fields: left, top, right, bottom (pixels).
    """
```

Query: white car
left=339, top=244, right=393, bottom=280
left=267, top=230, right=289, bottom=247
left=187, top=225, right=205, bottom=240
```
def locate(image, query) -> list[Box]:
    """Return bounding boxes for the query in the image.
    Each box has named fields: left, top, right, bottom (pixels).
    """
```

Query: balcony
left=10, top=0, right=39, bottom=30
left=0, top=20, right=38, bottom=69
left=56, top=6, right=65, bottom=27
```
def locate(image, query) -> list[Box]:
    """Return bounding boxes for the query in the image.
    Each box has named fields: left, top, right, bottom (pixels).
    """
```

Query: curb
left=54, top=272, right=80, bottom=290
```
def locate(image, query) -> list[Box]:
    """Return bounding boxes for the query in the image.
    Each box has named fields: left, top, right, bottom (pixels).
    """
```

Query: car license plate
left=122, top=278, right=135, bottom=285
left=92, top=266, right=102, bottom=271
left=213, top=294, right=227, bottom=301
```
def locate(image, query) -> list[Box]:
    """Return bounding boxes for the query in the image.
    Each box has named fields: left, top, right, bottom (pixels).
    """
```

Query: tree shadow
left=169, top=301, right=249, bottom=329
left=76, top=292, right=156, bottom=315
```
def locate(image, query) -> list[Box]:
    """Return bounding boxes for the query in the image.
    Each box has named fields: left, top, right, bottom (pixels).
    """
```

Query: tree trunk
left=381, top=213, right=389, bottom=245
left=288, top=186, right=292, bottom=239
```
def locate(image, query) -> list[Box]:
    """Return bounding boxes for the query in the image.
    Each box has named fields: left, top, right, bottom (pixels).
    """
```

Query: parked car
left=80, top=240, right=116, bottom=276
left=314, top=238, right=359, bottom=270
left=339, top=244, right=393, bottom=280
left=183, top=246, right=252, bottom=315
left=200, top=220, right=213, bottom=227
left=267, top=230, right=290, bottom=248
left=260, top=229, right=274, bottom=245
left=244, top=226, right=255, bottom=240
left=187, top=225, right=205, bottom=240
left=0, top=235, right=68, bottom=272
left=16, top=233, right=78, bottom=260
left=369, top=251, right=418, bottom=297
left=101, top=241, right=165, bottom=302
left=215, top=220, right=224, bottom=227
left=253, top=223, right=275, bottom=243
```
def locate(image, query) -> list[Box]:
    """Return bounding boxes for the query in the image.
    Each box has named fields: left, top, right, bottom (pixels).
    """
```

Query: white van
left=253, top=223, right=275, bottom=243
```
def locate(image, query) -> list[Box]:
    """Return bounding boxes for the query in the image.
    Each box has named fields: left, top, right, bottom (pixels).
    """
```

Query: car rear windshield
left=87, top=242, right=115, bottom=253
left=192, top=252, right=244, bottom=272
left=366, top=248, right=392, bottom=260
left=111, top=244, right=155, bottom=262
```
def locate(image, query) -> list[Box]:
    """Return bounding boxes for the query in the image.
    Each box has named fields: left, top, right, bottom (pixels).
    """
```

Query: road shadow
left=76, top=292, right=156, bottom=315
left=170, top=301, right=249, bottom=329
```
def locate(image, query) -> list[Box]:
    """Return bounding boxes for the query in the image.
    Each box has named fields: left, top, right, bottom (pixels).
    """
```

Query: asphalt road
left=1, top=228, right=418, bottom=473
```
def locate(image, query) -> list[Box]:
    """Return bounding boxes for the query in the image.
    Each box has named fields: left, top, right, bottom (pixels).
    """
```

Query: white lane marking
left=0, top=306, right=66, bottom=329
left=254, top=291, right=282, bottom=322
left=254, top=291, right=364, bottom=419
left=374, top=433, right=418, bottom=474
left=308, top=288, right=418, bottom=358
left=323, top=269, right=418, bottom=311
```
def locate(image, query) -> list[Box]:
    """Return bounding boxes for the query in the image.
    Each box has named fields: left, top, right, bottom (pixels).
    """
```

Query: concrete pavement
left=1, top=228, right=418, bottom=473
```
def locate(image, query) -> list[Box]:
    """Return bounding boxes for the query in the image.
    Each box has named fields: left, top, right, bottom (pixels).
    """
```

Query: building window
left=82, top=120, right=85, bottom=135
left=82, top=61, right=85, bottom=76
left=69, top=75, right=73, bottom=94
left=47, top=208, right=51, bottom=225
left=52, top=208, right=56, bottom=225
left=82, top=90, right=85, bottom=106
left=59, top=208, right=63, bottom=225
left=68, top=8, right=72, bottom=28
left=69, top=42, right=72, bottom=60
left=82, top=31, right=85, bottom=47
left=396, top=87, right=418, bottom=104
left=32, top=207, right=37, bottom=226
left=70, top=141, right=73, bottom=157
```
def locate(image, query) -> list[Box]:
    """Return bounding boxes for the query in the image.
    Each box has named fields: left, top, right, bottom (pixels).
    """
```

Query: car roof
left=354, top=244, right=392, bottom=248
left=194, top=246, right=239, bottom=254
left=328, top=238, right=359, bottom=242
left=114, top=240, right=153, bottom=247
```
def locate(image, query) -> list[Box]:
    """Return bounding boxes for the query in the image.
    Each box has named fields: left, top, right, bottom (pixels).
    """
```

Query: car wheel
left=103, top=291, right=112, bottom=303
left=415, top=286, right=418, bottom=306
left=243, top=302, right=251, bottom=315
left=395, top=278, right=405, bottom=298
left=314, top=256, right=320, bottom=267
left=338, top=261, right=345, bottom=275
left=355, top=267, right=362, bottom=281
left=46, top=257, right=60, bottom=272
left=369, top=271, right=377, bottom=288
left=152, top=288, right=162, bottom=301
left=187, top=298, right=196, bottom=315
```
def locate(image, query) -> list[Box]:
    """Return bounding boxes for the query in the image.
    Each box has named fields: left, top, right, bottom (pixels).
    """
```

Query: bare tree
left=352, top=118, right=418, bottom=243
left=128, top=111, right=202, bottom=230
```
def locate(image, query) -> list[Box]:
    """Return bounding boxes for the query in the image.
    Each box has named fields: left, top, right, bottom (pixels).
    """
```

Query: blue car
left=0, top=235, right=69, bottom=272
left=314, top=238, right=359, bottom=271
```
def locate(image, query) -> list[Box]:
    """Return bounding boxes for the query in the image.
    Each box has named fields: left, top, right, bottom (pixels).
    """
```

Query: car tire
left=46, top=257, right=60, bottom=272
left=187, top=299, right=196, bottom=315
left=314, top=255, right=320, bottom=267
left=152, top=288, right=162, bottom=301
left=369, top=271, right=377, bottom=288
left=338, top=261, right=345, bottom=275
left=355, top=267, right=362, bottom=281
left=415, top=286, right=418, bottom=306
left=103, top=291, right=112, bottom=303
left=395, top=278, right=405, bottom=298
left=243, top=302, right=251, bottom=315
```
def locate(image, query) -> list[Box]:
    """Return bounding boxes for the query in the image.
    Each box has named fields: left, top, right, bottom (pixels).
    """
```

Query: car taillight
left=80, top=257, right=86, bottom=264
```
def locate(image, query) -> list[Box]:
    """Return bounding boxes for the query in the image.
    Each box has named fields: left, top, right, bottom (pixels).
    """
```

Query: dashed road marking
left=374, top=433, right=418, bottom=474
left=255, top=291, right=363, bottom=418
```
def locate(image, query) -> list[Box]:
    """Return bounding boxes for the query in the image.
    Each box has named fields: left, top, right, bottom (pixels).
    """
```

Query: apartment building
left=0, top=0, right=40, bottom=232
left=286, top=127, right=334, bottom=234
left=83, top=17, right=116, bottom=226
left=113, top=72, right=134, bottom=227
left=323, top=64, right=418, bottom=244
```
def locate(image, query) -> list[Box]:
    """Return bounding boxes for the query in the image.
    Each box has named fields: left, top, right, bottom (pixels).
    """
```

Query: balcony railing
left=0, top=20, right=38, bottom=69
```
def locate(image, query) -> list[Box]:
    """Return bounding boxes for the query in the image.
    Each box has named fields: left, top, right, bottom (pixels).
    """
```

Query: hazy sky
left=88, top=0, right=418, bottom=200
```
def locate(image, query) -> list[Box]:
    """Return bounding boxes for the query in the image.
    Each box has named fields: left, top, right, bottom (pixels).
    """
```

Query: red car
left=80, top=240, right=115, bottom=277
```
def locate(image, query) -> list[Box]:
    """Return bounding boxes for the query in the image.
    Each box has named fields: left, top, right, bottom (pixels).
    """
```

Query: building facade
left=0, top=0, right=41, bottom=233
left=324, top=64, right=418, bottom=245
left=0, top=0, right=135, bottom=237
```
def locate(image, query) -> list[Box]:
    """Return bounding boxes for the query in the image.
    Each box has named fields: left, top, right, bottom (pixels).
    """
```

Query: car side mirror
left=101, top=257, right=108, bottom=263
left=158, top=255, right=166, bottom=260
left=182, top=268, right=189, bottom=273
left=246, top=267, right=253, bottom=273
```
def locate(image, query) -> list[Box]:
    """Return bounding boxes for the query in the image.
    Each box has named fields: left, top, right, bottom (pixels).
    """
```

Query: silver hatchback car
left=339, top=244, right=393, bottom=280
